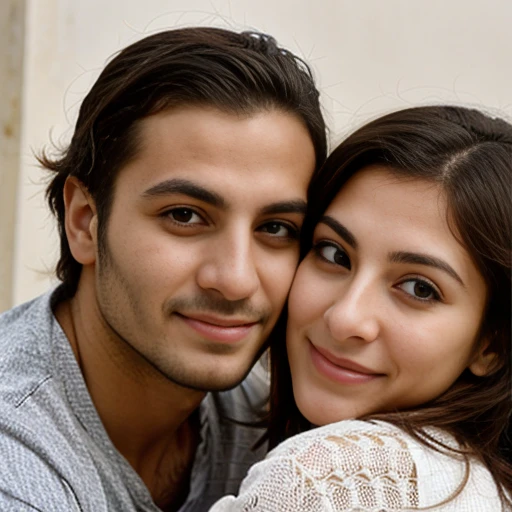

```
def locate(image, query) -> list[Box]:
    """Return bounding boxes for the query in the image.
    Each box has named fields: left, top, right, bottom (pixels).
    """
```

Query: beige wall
left=2, top=0, right=512, bottom=310
left=0, top=0, right=25, bottom=311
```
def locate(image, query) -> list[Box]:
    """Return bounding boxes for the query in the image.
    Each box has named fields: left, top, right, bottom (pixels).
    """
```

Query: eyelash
left=313, top=241, right=351, bottom=268
left=161, top=207, right=207, bottom=227
left=313, top=241, right=443, bottom=304
left=395, top=277, right=443, bottom=304
left=258, top=222, right=300, bottom=240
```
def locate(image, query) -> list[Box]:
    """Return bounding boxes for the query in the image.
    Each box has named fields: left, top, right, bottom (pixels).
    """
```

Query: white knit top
left=209, top=420, right=507, bottom=511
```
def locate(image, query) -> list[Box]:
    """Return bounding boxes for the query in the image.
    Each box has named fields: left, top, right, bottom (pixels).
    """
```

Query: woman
left=210, top=105, right=512, bottom=510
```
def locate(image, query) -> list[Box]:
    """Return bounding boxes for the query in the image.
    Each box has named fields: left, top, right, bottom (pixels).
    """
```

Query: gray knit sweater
left=0, top=290, right=269, bottom=511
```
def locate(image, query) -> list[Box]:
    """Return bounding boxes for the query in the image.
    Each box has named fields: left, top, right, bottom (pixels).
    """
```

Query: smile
left=308, top=340, right=384, bottom=385
left=177, top=313, right=259, bottom=344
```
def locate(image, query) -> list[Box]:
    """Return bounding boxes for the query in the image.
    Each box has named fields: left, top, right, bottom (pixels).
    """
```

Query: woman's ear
left=63, top=177, right=98, bottom=265
left=468, top=339, right=498, bottom=377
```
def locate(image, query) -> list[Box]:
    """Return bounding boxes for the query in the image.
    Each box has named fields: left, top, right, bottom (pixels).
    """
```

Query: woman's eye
left=166, top=208, right=204, bottom=225
left=398, top=279, right=441, bottom=302
left=258, top=222, right=298, bottom=239
left=314, top=243, right=351, bottom=269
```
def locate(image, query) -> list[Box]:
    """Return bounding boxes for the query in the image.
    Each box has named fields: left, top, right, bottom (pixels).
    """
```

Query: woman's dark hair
left=268, top=105, right=512, bottom=503
left=42, top=27, right=327, bottom=299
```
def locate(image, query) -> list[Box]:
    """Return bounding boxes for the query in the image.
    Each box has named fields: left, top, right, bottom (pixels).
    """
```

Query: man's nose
left=196, top=230, right=259, bottom=302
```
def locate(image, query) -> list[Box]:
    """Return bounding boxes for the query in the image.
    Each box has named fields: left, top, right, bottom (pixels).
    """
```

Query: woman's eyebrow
left=318, top=216, right=465, bottom=287
left=319, top=216, right=357, bottom=248
left=390, top=251, right=465, bottom=287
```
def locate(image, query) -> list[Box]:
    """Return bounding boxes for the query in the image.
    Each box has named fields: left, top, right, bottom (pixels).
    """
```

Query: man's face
left=92, top=105, right=315, bottom=391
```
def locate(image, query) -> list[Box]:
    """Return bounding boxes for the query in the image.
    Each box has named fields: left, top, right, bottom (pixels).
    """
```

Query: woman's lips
left=309, top=340, right=384, bottom=384
left=177, top=313, right=259, bottom=344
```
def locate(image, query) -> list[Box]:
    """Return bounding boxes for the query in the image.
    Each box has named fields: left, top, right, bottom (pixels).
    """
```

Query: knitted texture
left=0, top=291, right=269, bottom=512
left=210, top=420, right=506, bottom=511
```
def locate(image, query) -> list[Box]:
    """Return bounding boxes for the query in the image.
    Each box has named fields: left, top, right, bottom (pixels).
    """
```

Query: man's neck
left=54, top=281, right=205, bottom=508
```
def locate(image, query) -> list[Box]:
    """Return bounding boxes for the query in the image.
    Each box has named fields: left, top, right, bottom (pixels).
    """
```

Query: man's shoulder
left=0, top=401, right=129, bottom=512
left=0, top=292, right=56, bottom=407
left=0, top=289, right=81, bottom=476
left=0, top=292, right=95, bottom=479
left=0, top=293, right=47, bottom=336
left=0, top=291, right=54, bottom=350
left=0, top=316, right=142, bottom=512
left=0, top=292, right=83, bottom=499
left=0, top=374, right=94, bottom=511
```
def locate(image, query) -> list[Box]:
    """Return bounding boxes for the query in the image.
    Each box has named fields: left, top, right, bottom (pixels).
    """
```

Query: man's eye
left=258, top=222, right=298, bottom=238
left=314, top=242, right=351, bottom=269
left=166, top=208, right=204, bottom=225
left=397, top=279, right=441, bottom=302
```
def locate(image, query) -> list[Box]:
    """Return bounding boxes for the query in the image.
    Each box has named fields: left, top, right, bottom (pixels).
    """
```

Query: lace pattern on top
left=230, top=426, right=420, bottom=511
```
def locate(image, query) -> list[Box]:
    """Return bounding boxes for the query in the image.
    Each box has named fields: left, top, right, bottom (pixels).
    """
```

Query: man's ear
left=63, top=177, right=98, bottom=265
left=468, top=338, right=498, bottom=377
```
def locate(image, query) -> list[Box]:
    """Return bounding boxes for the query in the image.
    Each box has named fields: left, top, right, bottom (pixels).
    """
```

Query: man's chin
left=184, top=375, right=250, bottom=393
left=168, top=367, right=253, bottom=393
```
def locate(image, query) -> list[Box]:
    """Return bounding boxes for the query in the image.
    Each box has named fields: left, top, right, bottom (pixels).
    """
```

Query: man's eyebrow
left=260, top=200, right=307, bottom=216
left=142, top=179, right=226, bottom=208
left=390, top=251, right=465, bottom=287
left=318, top=216, right=358, bottom=249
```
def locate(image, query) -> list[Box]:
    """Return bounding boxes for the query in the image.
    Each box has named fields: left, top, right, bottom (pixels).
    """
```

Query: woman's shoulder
left=209, top=419, right=505, bottom=511
left=270, top=418, right=418, bottom=455
left=269, top=419, right=423, bottom=505
left=271, top=419, right=502, bottom=508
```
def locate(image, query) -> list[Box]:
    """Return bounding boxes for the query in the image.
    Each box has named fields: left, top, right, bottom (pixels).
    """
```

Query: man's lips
left=176, top=313, right=260, bottom=344
left=309, top=340, right=384, bottom=384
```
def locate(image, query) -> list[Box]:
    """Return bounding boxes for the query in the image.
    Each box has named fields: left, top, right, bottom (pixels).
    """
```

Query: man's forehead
left=133, top=105, right=312, bottom=160
left=108, top=104, right=315, bottom=217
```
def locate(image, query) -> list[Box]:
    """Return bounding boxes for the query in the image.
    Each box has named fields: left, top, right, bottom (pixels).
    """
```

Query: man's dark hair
left=41, top=27, right=327, bottom=299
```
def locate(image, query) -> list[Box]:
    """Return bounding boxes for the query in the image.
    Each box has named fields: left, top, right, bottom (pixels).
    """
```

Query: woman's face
left=287, top=165, right=491, bottom=426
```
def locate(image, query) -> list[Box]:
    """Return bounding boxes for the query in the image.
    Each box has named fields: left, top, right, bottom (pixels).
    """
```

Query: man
left=0, top=27, right=326, bottom=511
